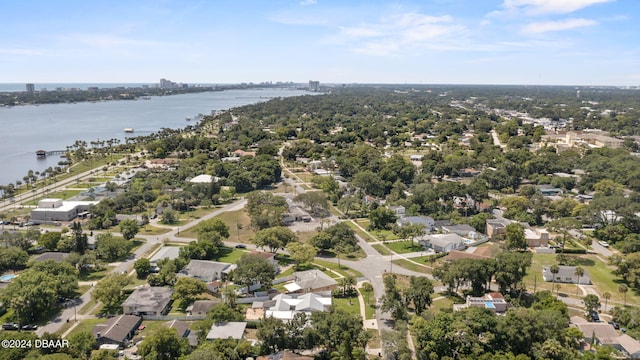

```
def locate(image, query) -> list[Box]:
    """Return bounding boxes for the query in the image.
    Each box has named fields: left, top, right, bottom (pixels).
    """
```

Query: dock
left=36, top=150, right=66, bottom=157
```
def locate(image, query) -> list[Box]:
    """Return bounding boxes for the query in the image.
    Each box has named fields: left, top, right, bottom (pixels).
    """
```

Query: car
left=598, top=241, right=610, bottom=248
left=2, top=322, right=19, bottom=330
left=21, top=324, right=38, bottom=331
left=589, top=311, right=600, bottom=322
left=235, top=244, right=247, bottom=249
left=608, top=321, right=620, bottom=330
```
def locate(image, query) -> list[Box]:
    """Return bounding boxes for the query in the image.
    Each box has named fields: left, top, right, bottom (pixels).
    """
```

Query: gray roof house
left=441, top=224, right=477, bottom=237
left=92, top=315, right=142, bottom=347
left=542, top=265, right=591, bottom=285
left=420, top=234, right=466, bottom=253
left=397, top=216, right=435, bottom=233
left=284, top=269, right=338, bottom=293
left=150, top=246, right=182, bottom=266
left=181, top=260, right=235, bottom=282
left=122, top=286, right=173, bottom=316
left=265, top=293, right=332, bottom=321
left=33, top=252, right=70, bottom=263
left=187, top=299, right=221, bottom=316
left=206, top=322, right=247, bottom=340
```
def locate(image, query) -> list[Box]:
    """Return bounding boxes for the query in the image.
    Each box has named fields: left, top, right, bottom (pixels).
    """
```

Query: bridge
left=36, top=150, right=66, bottom=157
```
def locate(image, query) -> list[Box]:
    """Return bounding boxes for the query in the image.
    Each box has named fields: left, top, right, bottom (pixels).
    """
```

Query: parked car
left=589, top=311, right=600, bottom=322
left=21, top=324, right=38, bottom=331
left=598, top=241, right=610, bottom=248
left=235, top=244, right=247, bottom=249
left=608, top=321, right=620, bottom=330
left=2, top=322, right=19, bottom=330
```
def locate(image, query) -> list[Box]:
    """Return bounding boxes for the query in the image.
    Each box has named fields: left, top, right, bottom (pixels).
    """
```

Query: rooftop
left=206, top=322, right=247, bottom=340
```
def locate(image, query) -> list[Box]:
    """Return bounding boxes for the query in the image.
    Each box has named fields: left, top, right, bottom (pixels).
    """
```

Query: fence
left=140, top=314, right=206, bottom=321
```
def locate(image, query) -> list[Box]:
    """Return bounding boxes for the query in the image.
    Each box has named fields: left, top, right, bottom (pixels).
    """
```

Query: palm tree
left=550, top=264, right=560, bottom=296
left=574, top=266, right=584, bottom=295
left=619, top=285, right=628, bottom=306
left=362, top=282, right=374, bottom=305
left=603, top=292, right=611, bottom=312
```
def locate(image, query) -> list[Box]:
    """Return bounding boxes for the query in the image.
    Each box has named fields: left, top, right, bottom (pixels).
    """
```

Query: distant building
left=188, top=174, right=221, bottom=184
left=387, top=205, right=406, bottom=217
left=33, top=252, right=70, bottom=263
left=397, top=216, right=435, bottom=233
left=542, top=265, right=591, bottom=284
left=524, top=227, right=549, bottom=247
left=419, top=234, right=466, bottom=253
left=265, top=293, right=331, bottom=321
left=26, top=83, right=35, bottom=94
left=308, top=80, right=319, bottom=92
left=486, top=218, right=511, bottom=238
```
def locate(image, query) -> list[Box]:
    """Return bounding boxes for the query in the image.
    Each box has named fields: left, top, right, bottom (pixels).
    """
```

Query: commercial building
left=30, top=198, right=98, bottom=222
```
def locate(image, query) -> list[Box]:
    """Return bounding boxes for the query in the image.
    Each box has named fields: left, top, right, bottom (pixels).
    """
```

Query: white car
left=598, top=241, right=610, bottom=248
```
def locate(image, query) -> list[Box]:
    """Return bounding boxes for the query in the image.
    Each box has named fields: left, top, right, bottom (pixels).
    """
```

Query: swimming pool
left=0, top=274, right=17, bottom=282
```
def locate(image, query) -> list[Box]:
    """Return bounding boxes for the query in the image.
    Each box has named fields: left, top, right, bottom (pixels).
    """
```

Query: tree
left=403, top=276, right=434, bottom=315
left=2, top=270, right=58, bottom=324
left=338, top=276, right=356, bottom=298
left=574, top=266, right=584, bottom=295
left=233, top=253, right=276, bottom=294
left=368, top=207, right=397, bottom=230
left=138, top=327, right=188, bottom=360
left=92, top=274, right=130, bottom=314
left=396, top=223, right=425, bottom=246
left=196, top=218, right=230, bottom=239
left=257, top=316, right=287, bottom=353
left=134, top=258, right=151, bottom=279
left=39, top=231, right=62, bottom=250
left=361, top=282, right=374, bottom=305
left=118, top=219, right=139, bottom=240
left=285, top=242, right=317, bottom=269
left=294, top=191, right=329, bottom=217
left=603, top=292, right=611, bottom=312
left=173, top=277, right=206, bottom=310
left=66, top=331, right=96, bottom=360
left=583, top=294, right=601, bottom=317
left=95, top=233, right=132, bottom=262
left=161, top=208, right=178, bottom=224
left=253, top=226, right=297, bottom=253
left=71, top=221, right=88, bottom=254
left=309, top=308, right=371, bottom=359
left=380, top=275, right=407, bottom=321
left=246, top=192, right=287, bottom=230
left=505, top=222, right=527, bottom=251
left=619, top=284, right=628, bottom=306
left=547, top=217, right=581, bottom=254
left=0, top=246, right=29, bottom=271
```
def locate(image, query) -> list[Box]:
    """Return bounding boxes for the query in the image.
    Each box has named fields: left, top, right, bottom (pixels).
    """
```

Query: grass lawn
left=391, top=258, right=432, bottom=274
left=67, top=318, right=106, bottom=338
left=214, top=210, right=255, bottom=243
left=356, top=219, right=399, bottom=241
left=79, top=266, right=115, bottom=282
left=384, top=240, right=424, bottom=254
left=215, top=247, right=249, bottom=263
left=22, top=189, right=84, bottom=205
left=137, top=320, right=168, bottom=338
left=313, top=259, right=364, bottom=278
left=583, top=254, right=639, bottom=304
left=359, top=287, right=376, bottom=319
left=367, top=329, right=381, bottom=349
left=372, top=244, right=392, bottom=256
left=139, top=225, right=171, bottom=236
left=345, top=221, right=377, bottom=242
left=332, top=297, right=361, bottom=317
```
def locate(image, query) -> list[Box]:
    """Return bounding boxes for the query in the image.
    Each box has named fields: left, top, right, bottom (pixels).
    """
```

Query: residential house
left=397, top=216, right=435, bottom=233
left=441, top=224, right=477, bottom=238
left=206, top=322, right=247, bottom=340
left=257, top=351, right=314, bottom=360
left=189, top=174, right=221, bottom=184
left=233, top=149, right=256, bottom=157
left=572, top=317, right=640, bottom=358
left=486, top=218, right=511, bottom=238
left=284, top=269, right=338, bottom=293
left=122, top=287, right=173, bottom=316
left=419, top=234, right=466, bottom=253
left=542, top=265, right=591, bottom=284
left=536, top=185, right=563, bottom=196
left=144, top=158, right=178, bottom=170
left=92, top=315, right=142, bottom=347
left=363, top=195, right=385, bottom=207
left=163, top=319, right=198, bottom=347
left=149, top=246, right=182, bottom=271
left=409, top=154, right=423, bottom=161
left=33, top=252, right=70, bottom=263
left=264, top=293, right=332, bottom=321
left=181, top=260, right=235, bottom=282
left=524, top=227, right=549, bottom=247
left=386, top=205, right=406, bottom=218
left=187, top=299, right=220, bottom=316
left=453, top=292, right=508, bottom=313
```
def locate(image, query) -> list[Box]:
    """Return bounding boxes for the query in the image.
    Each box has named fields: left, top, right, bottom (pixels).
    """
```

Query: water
left=0, top=88, right=311, bottom=187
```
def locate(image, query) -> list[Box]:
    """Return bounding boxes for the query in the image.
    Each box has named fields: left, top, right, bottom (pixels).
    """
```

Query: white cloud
left=501, top=0, right=613, bottom=15
left=299, top=0, right=316, bottom=6
left=335, top=12, right=465, bottom=56
left=522, top=18, right=597, bottom=34
left=0, top=48, right=44, bottom=56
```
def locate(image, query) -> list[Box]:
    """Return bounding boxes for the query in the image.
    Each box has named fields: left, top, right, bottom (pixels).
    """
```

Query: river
left=0, top=88, right=311, bottom=187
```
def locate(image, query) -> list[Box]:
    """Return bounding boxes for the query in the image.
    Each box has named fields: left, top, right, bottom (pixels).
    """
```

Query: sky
left=1, top=0, right=639, bottom=86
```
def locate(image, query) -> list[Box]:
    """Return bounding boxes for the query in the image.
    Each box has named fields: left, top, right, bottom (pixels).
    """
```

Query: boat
left=124, top=128, right=134, bottom=133
left=185, top=116, right=192, bottom=121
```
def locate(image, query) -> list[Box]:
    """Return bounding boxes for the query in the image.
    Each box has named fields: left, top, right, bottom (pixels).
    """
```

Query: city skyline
left=1, top=0, right=638, bottom=86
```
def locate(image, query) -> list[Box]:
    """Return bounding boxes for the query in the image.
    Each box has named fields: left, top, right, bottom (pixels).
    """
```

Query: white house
left=542, top=265, right=591, bottom=284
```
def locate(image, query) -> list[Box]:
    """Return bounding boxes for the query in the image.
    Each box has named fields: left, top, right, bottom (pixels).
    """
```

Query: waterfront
left=0, top=88, right=310, bottom=186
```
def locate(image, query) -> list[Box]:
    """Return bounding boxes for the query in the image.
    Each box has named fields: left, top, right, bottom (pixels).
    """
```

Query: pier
left=36, top=150, right=66, bottom=157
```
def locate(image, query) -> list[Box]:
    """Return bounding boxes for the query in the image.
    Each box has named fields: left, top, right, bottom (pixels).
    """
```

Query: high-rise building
left=308, top=80, right=319, bottom=92
left=26, top=83, right=35, bottom=94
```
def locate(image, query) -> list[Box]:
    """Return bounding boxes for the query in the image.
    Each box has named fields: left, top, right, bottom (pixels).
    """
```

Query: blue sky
left=1, top=0, right=638, bottom=86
